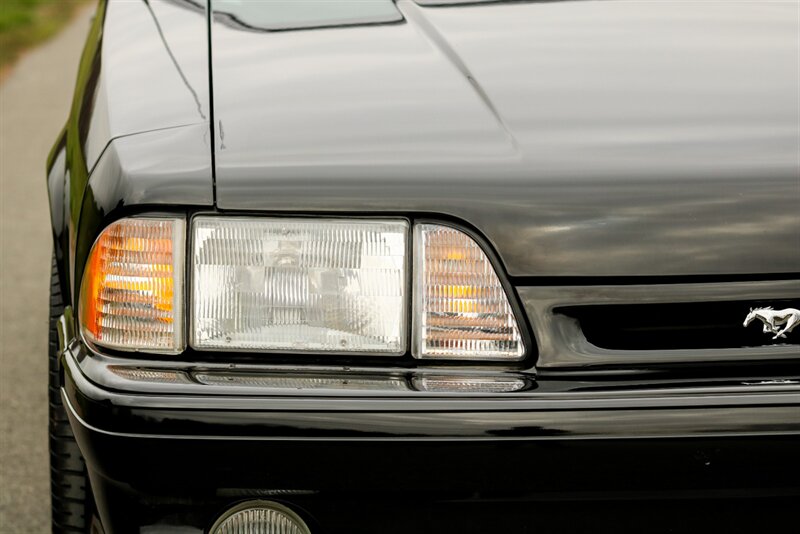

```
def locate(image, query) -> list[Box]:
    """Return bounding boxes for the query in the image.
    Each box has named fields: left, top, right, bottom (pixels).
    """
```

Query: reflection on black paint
left=209, top=0, right=799, bottom=277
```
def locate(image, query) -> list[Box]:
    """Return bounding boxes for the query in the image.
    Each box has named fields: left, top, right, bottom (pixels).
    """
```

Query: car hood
left=209, top=0, right=799, bottom=277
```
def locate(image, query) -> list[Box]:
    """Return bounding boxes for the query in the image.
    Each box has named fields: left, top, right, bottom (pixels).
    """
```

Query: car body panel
left=43, top=1, right=800, bottom=532
left=73, top=124, right=213, bottom=303
left=210, top=0, right=799, bottom=277
left=79, top=0, right=210, bottom=172
left=61, top=346, right=800, bottom=533
left=48, top=0, right=214, bottom=303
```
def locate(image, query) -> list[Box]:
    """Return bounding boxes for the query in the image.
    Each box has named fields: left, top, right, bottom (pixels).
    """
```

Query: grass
left=0, top=0, right=91, bottom=74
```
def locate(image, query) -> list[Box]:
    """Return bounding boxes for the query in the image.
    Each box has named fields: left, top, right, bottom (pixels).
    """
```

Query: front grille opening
left=559, top=300, right=799, bottom=351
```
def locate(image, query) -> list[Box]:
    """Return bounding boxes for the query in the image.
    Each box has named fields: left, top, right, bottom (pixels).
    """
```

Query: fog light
left=210, top=501, right=311, bottom=534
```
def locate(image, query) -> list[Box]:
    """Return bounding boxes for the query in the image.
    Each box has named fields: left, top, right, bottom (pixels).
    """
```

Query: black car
left=46, top=1, right=799, bottom=532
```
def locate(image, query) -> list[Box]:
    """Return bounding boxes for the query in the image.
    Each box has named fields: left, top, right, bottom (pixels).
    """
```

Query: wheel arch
left=46, top=127, right=71, bottom=304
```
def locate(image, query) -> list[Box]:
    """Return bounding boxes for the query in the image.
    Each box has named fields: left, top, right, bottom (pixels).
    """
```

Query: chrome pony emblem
left=743, top=307, right=800, bottom=340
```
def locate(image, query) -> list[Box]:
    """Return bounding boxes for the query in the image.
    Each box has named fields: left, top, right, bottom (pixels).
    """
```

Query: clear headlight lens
left=191, top=217, right=408, bottom=353
left=79, top=217, right=185, bottom=353
left=413, top=224, right=524, bottom=360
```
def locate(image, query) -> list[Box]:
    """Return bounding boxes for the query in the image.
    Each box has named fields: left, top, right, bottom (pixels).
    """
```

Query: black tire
left=49, top=253, right=91, bottom=533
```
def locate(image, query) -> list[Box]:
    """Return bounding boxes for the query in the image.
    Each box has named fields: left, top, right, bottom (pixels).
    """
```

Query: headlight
left=191, top=217, right=408, bottom=354
left=79, top=217, right=185, bottom=353
left=79, top=216, right=526, bottom=361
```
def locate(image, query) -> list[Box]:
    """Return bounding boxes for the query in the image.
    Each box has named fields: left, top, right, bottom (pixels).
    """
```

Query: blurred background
left=1, top=0, right=94, bottom=530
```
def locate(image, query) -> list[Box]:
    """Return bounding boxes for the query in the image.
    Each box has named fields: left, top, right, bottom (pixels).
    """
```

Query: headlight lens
left=79, top=217, right=185, bottom=353
left=191, top=217, right=408, bottom=353
left=413, top=224, right=524, bottom=360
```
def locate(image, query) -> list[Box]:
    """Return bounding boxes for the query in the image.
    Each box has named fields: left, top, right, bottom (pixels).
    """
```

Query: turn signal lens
left=79, top=217, right=185, bottom=353
left=191, top=217, right=408, bottom=353
left=413, top=224, right=524, bottom=360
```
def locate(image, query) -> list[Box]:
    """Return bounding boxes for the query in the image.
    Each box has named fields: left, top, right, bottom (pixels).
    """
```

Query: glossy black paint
left=62, top=343, right=800, bottom=533
left=71, top=422, right=800, bottom=533
left=45, top=1, right=800, bottom=532
left=64, top=346, right=800, bottom=439
left=210, top=0, right=799, bottom=277
left=46, top=0, right=212, bottom=304
left=75, top=124, right=212, bottom=300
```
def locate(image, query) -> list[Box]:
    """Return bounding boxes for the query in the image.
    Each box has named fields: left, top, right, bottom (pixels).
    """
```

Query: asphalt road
left=0, top=6, right=96, bottom=531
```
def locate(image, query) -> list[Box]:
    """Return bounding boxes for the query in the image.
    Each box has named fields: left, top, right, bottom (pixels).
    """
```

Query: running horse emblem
left=743, top=307, right=800, bottom=340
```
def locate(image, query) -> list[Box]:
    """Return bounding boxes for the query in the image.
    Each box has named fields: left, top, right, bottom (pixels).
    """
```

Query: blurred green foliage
left=0, top=0, right=91, bottom=71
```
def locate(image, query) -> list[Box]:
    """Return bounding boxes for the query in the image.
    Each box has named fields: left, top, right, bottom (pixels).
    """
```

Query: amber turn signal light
left=79, top=217, right=185, bottom=353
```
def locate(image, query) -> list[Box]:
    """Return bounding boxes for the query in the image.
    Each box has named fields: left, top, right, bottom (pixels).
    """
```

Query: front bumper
left=61, top=342, right=800, bottom=533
